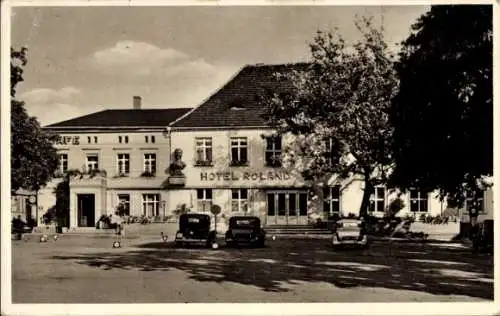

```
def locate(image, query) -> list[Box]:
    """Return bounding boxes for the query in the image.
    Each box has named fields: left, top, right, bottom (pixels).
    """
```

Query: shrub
left=419, top=213, right=427, bottom=222
left=42, top=206, right=57, bottom=225
left=173, top=204, right=190, bottom=216
left=386, top=197, right=405, bottom=218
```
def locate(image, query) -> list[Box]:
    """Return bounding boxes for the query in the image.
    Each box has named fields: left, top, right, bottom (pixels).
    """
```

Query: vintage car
left=174, top=213, right=217, bottom=248
left=225, top=216, right=266, bottom=247
left=11, top=217, right=33, bottom=237
left=332, top=218, right=369, bottom=249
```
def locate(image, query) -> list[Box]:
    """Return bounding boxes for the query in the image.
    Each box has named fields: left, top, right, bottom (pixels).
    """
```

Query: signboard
left=200, top=171, right=291, bottom=182
left=210, top=204, right=221, bottom=216
left=55, top=136, right=80, bottom=145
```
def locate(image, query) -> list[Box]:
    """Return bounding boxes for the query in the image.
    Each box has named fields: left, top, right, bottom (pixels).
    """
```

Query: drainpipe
left=163, top=126, right=172, bottom=217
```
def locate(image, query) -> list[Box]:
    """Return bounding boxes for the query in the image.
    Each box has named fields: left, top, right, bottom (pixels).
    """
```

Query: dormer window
left=230, top=106, right=246, bottom=111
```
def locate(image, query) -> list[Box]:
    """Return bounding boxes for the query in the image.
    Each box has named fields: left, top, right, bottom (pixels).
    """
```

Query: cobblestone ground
left=11, top=234, right=493, bottom=303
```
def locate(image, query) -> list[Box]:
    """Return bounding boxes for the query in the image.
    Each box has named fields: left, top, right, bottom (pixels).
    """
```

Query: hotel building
left=25, top=63, right=492, bottom=230
left=166, top=63, right=493, bottom=230
left=37, top=97, right=191, bottom=228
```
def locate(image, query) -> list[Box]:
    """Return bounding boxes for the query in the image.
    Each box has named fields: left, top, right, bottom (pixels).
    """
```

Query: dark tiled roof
left=44, top=108, right=193, bottom=128
left=171, top=63, right=310, bottom=129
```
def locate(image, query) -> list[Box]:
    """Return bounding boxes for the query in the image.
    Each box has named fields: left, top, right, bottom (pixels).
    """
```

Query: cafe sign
left=200, top=171, right=291, bottom=181
left=55, top=136, right=80, bottom=145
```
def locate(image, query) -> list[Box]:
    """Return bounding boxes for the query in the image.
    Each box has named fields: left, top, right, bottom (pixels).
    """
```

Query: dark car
left=11, top=217, right=33, bottom=239
left=332, top=218, right=369, bottom=249
left=225, top=216, right=266, bottom=247
left=174, top=213, right=217, bottom=248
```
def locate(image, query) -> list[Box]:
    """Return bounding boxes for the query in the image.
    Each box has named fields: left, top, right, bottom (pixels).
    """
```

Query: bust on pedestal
left=167, top=148, right=186, bottom=187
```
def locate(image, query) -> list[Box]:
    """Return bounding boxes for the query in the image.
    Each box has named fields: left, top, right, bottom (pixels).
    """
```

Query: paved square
left=11, top=234, right=493, bottom=303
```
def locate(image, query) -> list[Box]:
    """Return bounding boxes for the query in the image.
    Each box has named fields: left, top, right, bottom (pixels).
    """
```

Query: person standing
left=110, top=211, right=123, bottom=236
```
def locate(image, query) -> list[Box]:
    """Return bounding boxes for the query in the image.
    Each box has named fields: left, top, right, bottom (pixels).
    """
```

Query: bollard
left=112, top=241, right=121, bottom=248
left=53, top=235, right=59, bottom=241
left=161, top=232, right=168, bottom=242
left=40, top=235, right=48, bottom=243
left=211, top=242, right=219, bottom=250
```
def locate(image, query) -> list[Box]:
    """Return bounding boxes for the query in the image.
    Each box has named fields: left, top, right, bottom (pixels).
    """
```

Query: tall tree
left=390, top=5, right=493, bottom=206
left=11, top=47, right=59, bottom=194
left=262, top=17, right=398, bottom=216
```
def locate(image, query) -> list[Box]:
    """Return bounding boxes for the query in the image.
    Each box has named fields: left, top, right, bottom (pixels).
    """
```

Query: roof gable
left=171, top=63, right=309, bottom=129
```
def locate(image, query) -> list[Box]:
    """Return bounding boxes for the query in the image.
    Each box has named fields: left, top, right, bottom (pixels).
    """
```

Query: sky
left=11, top=5, right=430, bottom=126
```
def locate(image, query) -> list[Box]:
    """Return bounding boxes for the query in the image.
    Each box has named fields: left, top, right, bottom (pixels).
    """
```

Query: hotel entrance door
left=77, top=194, right=95, bottom=227
left=266, top=191, right=308, bottom=225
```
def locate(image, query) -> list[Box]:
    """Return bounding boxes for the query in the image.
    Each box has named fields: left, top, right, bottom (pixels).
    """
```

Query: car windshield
left=231, top=217, right=259, bottom=227
left=341, top=221, right=360, bottom=227
left=179, top=215, right=209, bottom=229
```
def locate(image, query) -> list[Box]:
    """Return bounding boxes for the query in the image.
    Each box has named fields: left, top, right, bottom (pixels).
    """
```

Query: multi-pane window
left=117, top=153, right=130, bottom=175
left=143, top=153, right=157, bottom=174
left=231, top=189, right=248, bottom=213
left=265, top=136, right=282, bottom=167
left=118, top=194, right=130, bottom=216
left=59, top=153, right=68, bottom=173
left=410, top=189, right=428, bottom=212
left=369, top=187, right=386, bottom=213
left=142, top=194, right=160, bottom=217
left=466, top=189, right=485, bottom=214
left=324, top=137, right=338, bottom=165
left=230, top=137, right=248, bottom=165
left=195, top=137, right=213, bottom=165
left=86, top=154, right=99, bottom=172
left=323, top=185, right=341, bottom=216
left=196, top=189, right=213, bottom=212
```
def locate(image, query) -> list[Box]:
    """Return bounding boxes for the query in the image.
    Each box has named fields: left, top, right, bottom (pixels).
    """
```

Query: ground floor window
left=231, top=189, right=248, bottom=213
left=369, top=186, right=386, bottom=213
left=409, top=189, right=428, bottom=213
left=142, top=194, right=160, bottom=217
left=197, top=189, right=213, bottom=212
left=118, top=194, right=130, bottom=216
left=323, top=185, right=341, bottom=216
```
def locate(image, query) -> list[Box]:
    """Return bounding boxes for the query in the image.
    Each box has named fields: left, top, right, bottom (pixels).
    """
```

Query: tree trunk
left=359, top=176, right=374, bottom=217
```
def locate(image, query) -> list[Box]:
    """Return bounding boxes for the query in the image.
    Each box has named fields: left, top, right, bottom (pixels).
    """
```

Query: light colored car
left=332, top=218, right=368, bottom=248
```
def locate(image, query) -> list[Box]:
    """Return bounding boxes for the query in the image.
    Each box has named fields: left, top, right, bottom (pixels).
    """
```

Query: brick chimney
left=133, top=96, right=142, bottom=109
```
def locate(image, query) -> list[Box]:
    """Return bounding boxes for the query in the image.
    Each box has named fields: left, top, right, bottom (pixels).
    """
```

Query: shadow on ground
left=49, top=239, right=493, bottom=300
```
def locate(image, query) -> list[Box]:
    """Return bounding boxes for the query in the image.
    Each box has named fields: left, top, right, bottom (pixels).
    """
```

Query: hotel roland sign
left=200, top=170, right=291, bottom=182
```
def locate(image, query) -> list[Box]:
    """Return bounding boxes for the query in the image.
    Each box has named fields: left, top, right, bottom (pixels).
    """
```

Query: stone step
left=266, top=229, right=332, bottom=235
